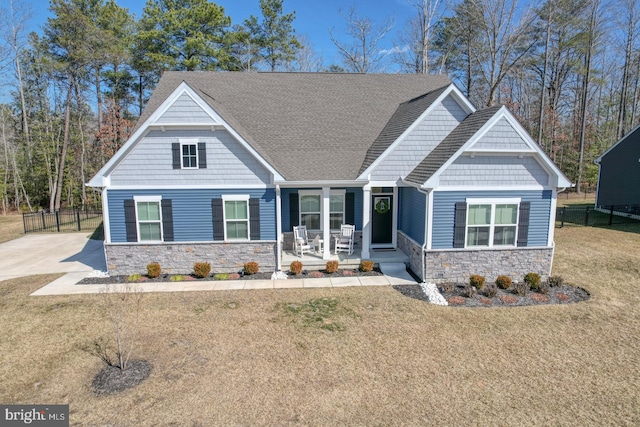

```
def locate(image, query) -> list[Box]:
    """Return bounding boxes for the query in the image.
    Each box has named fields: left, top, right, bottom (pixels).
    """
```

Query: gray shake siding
left=371, top=96, right=467, bottom=181
left=439, top=156, right=549, bottom=187
left=155, top=92, right=214, bottom=123
left=109, top=129, right=272, bottom=186
left=473, top=117, right=531, bottom=150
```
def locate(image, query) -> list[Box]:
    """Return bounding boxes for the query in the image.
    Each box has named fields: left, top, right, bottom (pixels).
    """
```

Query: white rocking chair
left=334, top=224, right=355, bottom=255
left=293, top=225, right=312, bottom=257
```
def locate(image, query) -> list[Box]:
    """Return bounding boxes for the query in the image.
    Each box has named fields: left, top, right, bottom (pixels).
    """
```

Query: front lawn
left=1, top=224, right=639, bottom=425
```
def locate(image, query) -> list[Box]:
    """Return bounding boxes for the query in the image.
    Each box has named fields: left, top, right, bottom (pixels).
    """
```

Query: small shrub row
left=456, top=273, right=565, bottom=298
left=141, top=261, right=261, bottom=279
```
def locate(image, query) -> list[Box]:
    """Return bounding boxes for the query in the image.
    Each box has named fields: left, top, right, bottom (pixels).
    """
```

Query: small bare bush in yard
left=440, top=282, right=455, bottom=293
left=359, top=260, right=374, bottom=272
left=147, top=262, right=161, bottom=278
left=462, top=283, right=476, bottom=298
left=548, top=275, right=564, bottom=287
left=513, top=281, right=528, bottom=296
left=244, top=261, right=259, bottom=275
left=325, top=260, right=339, bottom=273
left=469, top=274, right=485, bottom=290
left=483, top=283, right=498, bottom=298
left=524, top=272, right=541, bottom=290
left=290, top=260, right=303, bottom=275
left=495, top=275, right=512, bottom=290
left=193, top=262, right=211, bottom=278
left=538, top=280, right=550, bottom=295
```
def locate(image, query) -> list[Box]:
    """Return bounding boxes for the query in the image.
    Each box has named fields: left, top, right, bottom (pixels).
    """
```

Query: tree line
left=0, top=0, right=637, bottom=213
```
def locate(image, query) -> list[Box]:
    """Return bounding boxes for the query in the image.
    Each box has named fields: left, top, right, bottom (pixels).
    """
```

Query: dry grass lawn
left=0, top=214, right=24, bottom=243
left=1, top=224, right=639, bottom=426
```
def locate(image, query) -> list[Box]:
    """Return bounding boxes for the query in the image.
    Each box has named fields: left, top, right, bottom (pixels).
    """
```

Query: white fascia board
left=595, top=123, right=640, bottom=163
left=107, top=184, right=271, bottom=190
left=357, top=84, right=475, bottom=180
left=88, top=81, right=284, bottom=188
left=276, top=180, right=367, bottom=188
left=432, top=185, right=547, bottom=192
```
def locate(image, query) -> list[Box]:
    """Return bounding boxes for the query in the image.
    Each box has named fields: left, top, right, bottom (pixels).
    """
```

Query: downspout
left=416, top=187, right=431, bottom=283
left=275, top=185, right=282, bottom=271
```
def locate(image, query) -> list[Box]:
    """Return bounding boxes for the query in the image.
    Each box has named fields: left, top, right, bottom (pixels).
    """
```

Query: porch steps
left=378, top=263, right=418, bottom=285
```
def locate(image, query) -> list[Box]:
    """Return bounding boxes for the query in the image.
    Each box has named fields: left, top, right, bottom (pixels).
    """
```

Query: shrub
left=548, top=275, right=564, bottom=287
left=538, top=281, right=550, bottom=295
left=213, top=273, right=229, bottom=280
left=462, top=283, right=476, bottom=298
left=513, top=281, right=528, bottom=296
left=147, top=262, right=161, bottom=278
left=244, top=261, right=259, bottom=275
left=127, top=273, right=142, bottom=283
left=440, top=282, right=455, bottom=293
left=193, top=262, right=211, bottom=279
left=359, top=260, right=374, bottom=272
left=469, top=274, right=485, bottom=290
left=483, top=283, right=498, bottom=298
left=325, top=260, right=339, bottom=274
left=290, top=260, right=303, bottom=275
left=495, top=275, right=512, bottom=290
left=170, top=275, right=185, bottom=282
left=524, top=272, right=541, bottom=290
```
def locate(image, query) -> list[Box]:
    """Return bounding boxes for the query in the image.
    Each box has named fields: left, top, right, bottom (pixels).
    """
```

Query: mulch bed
left=92, top=360, right=152, bottom=396
left=393, top=283, right=590, bottom=307
left=79, top=268, right=383, bottom=285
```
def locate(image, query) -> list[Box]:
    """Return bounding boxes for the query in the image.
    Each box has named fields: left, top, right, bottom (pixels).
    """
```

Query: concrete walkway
left=0, top=233, right=417, bottom=296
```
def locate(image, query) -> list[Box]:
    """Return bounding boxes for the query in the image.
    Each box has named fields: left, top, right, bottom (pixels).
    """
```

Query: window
left=223, top=196, right=249, bottom=240
left=135, top=197, right=162, bottom=241
left=181, top=143, right=198, bottom=168
left=466, top=199, right=519, bottom=247
left=299, top=190, right=345, bottom=231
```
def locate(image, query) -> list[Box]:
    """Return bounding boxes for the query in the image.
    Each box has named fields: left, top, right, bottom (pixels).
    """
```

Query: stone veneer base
left=105, top=241, right=277, bottom=276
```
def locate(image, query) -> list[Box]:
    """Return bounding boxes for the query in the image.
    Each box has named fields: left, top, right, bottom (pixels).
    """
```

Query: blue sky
left=27, top=0, right=422, bottom=68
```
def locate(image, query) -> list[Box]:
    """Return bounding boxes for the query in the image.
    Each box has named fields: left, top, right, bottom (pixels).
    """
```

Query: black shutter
left=517, top=201, right=531, bottom=247
left=249, top=198, right=261, bottom=240
left=124, top=199, right=138, bottom=242
left=172, top=143, right=181, bottom=169
left=161, top=199, right=174, bottom=242
left=197, top=142, right=207, bottom=169
left=453, top=202, right=467, bottom=248
left=345, top=192, right=355, bottom=225
left=289, top=193, right=299, bottom=229
left=212, top=199, right=224, bottom=241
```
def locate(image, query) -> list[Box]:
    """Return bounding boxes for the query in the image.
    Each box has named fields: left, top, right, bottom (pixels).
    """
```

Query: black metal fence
left=23, top=209, right=103, bottom=233
left=556, top=205, right=640, bottom=227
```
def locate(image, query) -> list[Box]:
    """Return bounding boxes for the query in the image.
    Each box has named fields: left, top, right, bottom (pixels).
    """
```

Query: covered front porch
left=281, top=246, right=410, bottom=270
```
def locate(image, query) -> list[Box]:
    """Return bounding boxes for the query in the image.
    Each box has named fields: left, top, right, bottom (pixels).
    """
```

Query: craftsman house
left=88, top=72, right=571, bottom=283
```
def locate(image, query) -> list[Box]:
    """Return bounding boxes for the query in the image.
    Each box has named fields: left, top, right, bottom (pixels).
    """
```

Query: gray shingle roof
left=137, top=71, right=451, bottom=181
left=405, top=105, right=502, bottom=186
left=358, top=85, right=450, bottom=176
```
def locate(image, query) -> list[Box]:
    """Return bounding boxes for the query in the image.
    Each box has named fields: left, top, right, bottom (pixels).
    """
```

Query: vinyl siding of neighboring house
left=107, top=188, right=276, bottom=243
left=370, top=95, right=468, bottom=181
left=439, top=156, right=549, bottom=187
left=597, top=129, right=640, bottom=207
left=431, top=190, right=552, bottom=249
left=398, top=186, right=426, bottom=245
left=109, top=129, right=272, bottom=186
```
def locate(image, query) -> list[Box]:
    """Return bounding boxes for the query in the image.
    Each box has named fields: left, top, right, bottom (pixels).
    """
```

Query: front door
left=371, top=195, right=393, bottom=246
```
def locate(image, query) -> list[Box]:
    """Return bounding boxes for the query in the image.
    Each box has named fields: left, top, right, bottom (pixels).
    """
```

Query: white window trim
left=299, top=189, right=346, bottom=232
left=134, top=195, right=163, bottom=242
left=465, top=198, right=521, bottom=248
left=180, top=138, right=199, bottom=169
left=222, top=194, right=250, bottom=241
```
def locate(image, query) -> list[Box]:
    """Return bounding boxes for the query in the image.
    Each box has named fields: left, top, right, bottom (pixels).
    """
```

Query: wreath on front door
left=374, top=197, right=390, bottom=214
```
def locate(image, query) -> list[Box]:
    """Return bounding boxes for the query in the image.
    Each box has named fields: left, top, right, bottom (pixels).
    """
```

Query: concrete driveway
left=0, top=233, right=106, bottom=282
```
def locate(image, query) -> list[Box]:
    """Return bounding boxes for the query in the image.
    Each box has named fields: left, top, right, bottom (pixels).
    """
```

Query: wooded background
left=0, top=0, right=636, bottom=213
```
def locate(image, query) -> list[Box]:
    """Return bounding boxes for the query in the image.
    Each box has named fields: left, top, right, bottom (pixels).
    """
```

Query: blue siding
left=431, top=190, right=552, bottom=249
left=107, top=188, right=276, bottom=242
left=281, top=188, right=363, bottom=232
left=398, top=187, right=425, bottom=244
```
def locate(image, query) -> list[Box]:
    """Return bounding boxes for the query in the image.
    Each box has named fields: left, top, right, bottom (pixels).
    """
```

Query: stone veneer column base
left=424, top=247, right=554, bottom=284
left=105, top=242, right=277, bottom=276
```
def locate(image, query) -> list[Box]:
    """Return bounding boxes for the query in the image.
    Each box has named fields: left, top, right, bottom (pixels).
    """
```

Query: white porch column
left=275, top=185, right=282, bottom=271
left=361, top=185, right=371, bottom=259
left=322, top=187, right=331, bottom=259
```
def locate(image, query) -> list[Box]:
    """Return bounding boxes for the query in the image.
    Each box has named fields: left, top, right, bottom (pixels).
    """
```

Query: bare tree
left=328, top=7, right=394, bottom=73
left=616, top=0, right=640, bottom=138
left=394, top=0, right=443, bottom=73
left=286, top=35, right=324, bottom=72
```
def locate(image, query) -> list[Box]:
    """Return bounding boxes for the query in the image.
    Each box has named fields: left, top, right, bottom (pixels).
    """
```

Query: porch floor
left=281, top=247, right=410, bottom=270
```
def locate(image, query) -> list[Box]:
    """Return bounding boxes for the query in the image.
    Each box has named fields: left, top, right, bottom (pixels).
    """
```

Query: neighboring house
left=595, top=125, right=640, bottom=212
left=89, top=72, right=571, bottom=283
